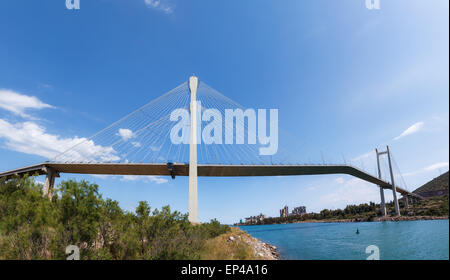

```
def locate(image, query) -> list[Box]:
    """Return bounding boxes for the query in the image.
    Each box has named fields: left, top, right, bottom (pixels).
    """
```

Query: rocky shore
left=200, top=227, right=279, bottom=260
left=226, top=228, right=279, bottom=260
left=228, top=233, right=279, bottom=260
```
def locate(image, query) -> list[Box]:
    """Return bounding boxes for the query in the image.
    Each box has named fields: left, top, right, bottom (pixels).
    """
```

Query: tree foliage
left=0, top=176, right=229, bottom=260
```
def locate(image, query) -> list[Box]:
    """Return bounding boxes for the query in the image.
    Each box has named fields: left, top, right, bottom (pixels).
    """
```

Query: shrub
left=0, top=177, right=230, bottom=260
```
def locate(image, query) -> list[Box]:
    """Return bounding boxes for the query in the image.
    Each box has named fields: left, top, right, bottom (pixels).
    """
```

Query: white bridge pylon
left=188, top=76, right=199, bottom=223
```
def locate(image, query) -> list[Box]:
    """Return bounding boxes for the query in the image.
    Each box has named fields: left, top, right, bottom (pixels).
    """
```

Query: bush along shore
left=0, top=176, right=276, bottom=260
left=237, top=198, right=449, bottom=226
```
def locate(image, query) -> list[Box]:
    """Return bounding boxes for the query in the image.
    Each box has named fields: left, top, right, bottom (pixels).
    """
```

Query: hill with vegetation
left=413, top=171, right=449, bottom=198
left=238, top=181, right=449, bottom=226
left=238, top=196, right=448, bottom=225
left=0, top=176, right=269, bottom=260
left=237, top=172, right=449, bottom=225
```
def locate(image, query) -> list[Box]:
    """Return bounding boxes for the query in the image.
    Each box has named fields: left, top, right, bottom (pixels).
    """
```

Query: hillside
left=413, top=171, right=449, bottom=198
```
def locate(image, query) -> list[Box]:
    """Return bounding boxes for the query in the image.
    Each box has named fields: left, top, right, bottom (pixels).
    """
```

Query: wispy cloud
left=0, top=89, right=53, bottom=118
left=117, top=128, right=135, bottom=141
left=394, top=121, right=424, bottom=140
left=121, top=175, right=168, bottom=184
left=0, top=119, right=119, bottom=162
left=92, top=174, right=169, bottom=184
left=348, top=150, right=377, bottom=174
left=319, top=177, right=383, bottom=210
left=403, top=161, right=449, bottom=177
left=144, top=0, right=174, bottom=14
left=335, top=177, right=345, bottom=184
left=351, top=151, right=374, bottom=162
left=424, top=162, right=449, bottom=171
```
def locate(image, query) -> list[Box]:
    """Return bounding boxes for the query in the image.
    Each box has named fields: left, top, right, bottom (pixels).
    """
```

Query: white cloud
left=351, top=151, right=373, bottom=162
left=0, top=119, right=119, bottom=162
left=0, top=89, right=53, bottom=118
left=34, top=180, right=44, bottom=186
left=91, top=175, right=111, bottom=180
left=402, top=161, right=449, bottom=177
left=424, top=162, right=449, bottom=171
left=349, top=150, right=377, bottom=175
left=117, top=128, right=135, bottom=141
left=401, top=170, right=419, bottom=177
left=144, top=0, right=174, bottom=14
left=319, top=177, right=382, bottom=209
left=131, top=141, right=141, bottom=148
left=394, top=121, right=424, bottom=140
left=335, top=177, right=345, bottom=184
left=91, top=174, right=169, bottom=184
left=120, top=175, right=168, bottom=184
left=350, top=151, right=375, bottom=169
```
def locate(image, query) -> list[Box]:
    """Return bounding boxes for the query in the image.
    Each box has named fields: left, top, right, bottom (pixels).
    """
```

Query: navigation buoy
left=356, top=229, right=360, bottom=234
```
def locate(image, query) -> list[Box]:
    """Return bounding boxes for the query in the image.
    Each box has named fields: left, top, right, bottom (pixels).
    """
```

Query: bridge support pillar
left=375, top=149, right=387, bottom=217
left=386, top=146, right=400, bottom=216
left=188, top=76, right=199, bottom=224
left=379, top=187, right=387, bottom=216
left=43, top=167, right=58, bottom=200
left=404, top=195, right=409, bottom=209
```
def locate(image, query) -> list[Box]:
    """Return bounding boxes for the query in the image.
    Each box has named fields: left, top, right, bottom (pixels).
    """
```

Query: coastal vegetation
left=0, top=175, right=241, bottom=260
left=237, top=172, right=449, bottom=226
left=239, top=197, right=448, bottom=225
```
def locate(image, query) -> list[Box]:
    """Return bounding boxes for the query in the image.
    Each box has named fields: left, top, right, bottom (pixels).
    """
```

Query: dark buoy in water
left=356, top=228, right=360, bottom=234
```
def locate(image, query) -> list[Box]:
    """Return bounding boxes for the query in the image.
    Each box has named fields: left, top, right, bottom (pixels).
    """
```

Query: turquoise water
left=240, top=220, right=449, bottom=260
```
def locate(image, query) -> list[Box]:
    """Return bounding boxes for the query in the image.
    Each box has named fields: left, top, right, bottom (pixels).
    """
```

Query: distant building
left=244, top=213, right=266, bottom=224
left=292, top=206, right=306, bottom=216
left=280, top=205, right=289, bottom=218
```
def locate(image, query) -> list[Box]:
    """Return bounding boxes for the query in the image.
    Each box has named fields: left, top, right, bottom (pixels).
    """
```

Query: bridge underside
left=0, top=162, right=420, bottom=198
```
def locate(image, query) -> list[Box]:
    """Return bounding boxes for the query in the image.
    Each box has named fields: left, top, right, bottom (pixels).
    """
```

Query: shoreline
left=237, top=216, right=449, bottom=226
left=241, top=232, right=279, bottom=260
left=229, top=227, right=279, bottom=260
left=201, top=227, right=279, bottom=260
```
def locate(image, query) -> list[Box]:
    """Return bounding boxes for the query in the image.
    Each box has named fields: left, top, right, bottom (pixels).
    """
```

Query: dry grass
left=200, top=227, right=264, bottom=260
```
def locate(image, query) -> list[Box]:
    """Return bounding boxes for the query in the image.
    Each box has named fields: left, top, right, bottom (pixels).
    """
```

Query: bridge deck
left=0, top=162, right=420, bottom=198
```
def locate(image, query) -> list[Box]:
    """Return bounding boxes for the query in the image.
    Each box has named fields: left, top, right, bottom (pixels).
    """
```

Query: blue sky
left=0, top=0, right=448, bottom=224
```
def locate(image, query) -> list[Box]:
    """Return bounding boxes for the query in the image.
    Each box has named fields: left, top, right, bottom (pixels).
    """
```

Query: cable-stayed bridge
left=0, top=76, right=422, bottom=223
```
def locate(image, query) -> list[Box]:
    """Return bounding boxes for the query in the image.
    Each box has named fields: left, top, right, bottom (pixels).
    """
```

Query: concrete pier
left=43, top=167, right=58, bottom=200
